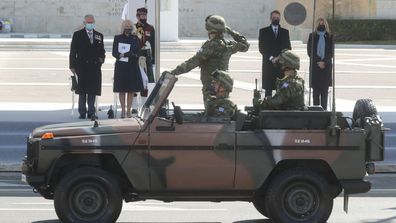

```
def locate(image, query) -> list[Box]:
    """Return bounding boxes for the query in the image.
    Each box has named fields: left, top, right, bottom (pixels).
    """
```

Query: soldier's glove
left=162, top=70, right=173, bottom=76
left=226, top=26, right=246, bottom=42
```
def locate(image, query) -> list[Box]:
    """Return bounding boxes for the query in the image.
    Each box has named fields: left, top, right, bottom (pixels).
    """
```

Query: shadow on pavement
left=363, top=215, right=396, bottom=223
left=32, top=220, right=60, bottom=223
left=234, top=219, right=272, bottom=223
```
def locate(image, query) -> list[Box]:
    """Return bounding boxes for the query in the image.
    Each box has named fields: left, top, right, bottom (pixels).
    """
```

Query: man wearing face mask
left=135, top=7, right=155, bottom=83
left=307, top=17, right=334, bottom=110
left=69, top=14, right=105, bottom=120
left=163, top=15, right=249, bottom=109
left=259, top=10, right=291, bottom=97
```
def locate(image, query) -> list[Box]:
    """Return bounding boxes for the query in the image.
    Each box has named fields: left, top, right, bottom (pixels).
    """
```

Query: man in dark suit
left=259, top=10, right=291, bottom=97
left=69, top=14, right=105, bottom=120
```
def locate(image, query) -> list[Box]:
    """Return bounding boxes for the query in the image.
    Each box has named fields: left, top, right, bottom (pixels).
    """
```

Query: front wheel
left=265, top=168, right=333, bottom=223
left=54, top=167, right=123, bottom=223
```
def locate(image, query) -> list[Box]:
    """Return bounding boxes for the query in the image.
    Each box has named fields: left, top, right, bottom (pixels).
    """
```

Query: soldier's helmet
left=205, top=15, right=226, bottom=33
left=279, top=49, right=300, bottom=70
left=211, top=70, right=234, bottom=92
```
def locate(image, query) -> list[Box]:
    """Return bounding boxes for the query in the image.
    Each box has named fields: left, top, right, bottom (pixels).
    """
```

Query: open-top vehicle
left=22, top=72, right=385, bottom=223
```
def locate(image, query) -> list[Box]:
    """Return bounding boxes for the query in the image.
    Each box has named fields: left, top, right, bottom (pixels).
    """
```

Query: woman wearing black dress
left=112, top=20, right=143, bottom=118
left=307, top=17, right=334, bottom=110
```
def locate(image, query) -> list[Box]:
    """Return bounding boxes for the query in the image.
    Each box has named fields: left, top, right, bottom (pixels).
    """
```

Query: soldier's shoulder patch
left=218, top=107, right=225, bottom=113
left=281, top=82, right=289, bottom=88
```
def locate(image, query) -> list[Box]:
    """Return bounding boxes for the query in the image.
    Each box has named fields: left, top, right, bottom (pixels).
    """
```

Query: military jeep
left=22, top=73, right=385, bottom=223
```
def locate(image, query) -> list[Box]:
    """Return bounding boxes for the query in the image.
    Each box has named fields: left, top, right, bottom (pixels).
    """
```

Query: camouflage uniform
left=261, top=72, right=305, bottom=110
left=261, top=50, right=305, bottom=110
left=169, top=15, right=249, bottom=107
left=204, top=70, right=237, bottom=119
left=205, top=96, right=237, bottom=117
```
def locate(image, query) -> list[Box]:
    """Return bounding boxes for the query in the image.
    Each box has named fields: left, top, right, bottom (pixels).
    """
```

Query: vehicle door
left=149, top=118, right=236, bottom=191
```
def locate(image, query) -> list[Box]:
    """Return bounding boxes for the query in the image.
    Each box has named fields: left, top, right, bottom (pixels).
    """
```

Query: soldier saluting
left=135, top=7, right=155, bottom=83
left=164, top=15, right=249, bottom=109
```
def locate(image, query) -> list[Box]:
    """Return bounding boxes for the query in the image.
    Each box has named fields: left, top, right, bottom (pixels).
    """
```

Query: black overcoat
left=69, top=29, right=105, bottom=95
left=307, top=32, right=334, bottom=89
left=258, top=25, right=291, bottom=90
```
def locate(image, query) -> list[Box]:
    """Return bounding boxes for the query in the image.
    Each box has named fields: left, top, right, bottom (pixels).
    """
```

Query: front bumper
left=340, top=180, right=371, bottom=194
left=22, top=158, right=46, bottom=186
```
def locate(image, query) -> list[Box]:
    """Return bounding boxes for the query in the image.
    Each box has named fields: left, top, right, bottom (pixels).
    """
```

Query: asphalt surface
left=0, top=39, right=395, bottom=171
left=1, top=172, right=396, bottom=222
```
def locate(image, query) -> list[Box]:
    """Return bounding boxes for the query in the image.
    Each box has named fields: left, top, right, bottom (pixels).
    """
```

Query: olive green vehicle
left=22, top=73, right=385, bottom=223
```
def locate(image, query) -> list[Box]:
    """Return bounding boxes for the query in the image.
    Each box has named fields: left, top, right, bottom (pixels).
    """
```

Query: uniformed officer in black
left=135, top=7, right=155, bottom=83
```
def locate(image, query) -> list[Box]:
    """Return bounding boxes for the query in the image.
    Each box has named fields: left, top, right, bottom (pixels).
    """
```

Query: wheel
left=252, top=198, right=268, bottom=217
left=265, top=168, right=333, bottom=223
left=54, top=167, right=123, bottom=223
left=352, top=99, right=377, bottom=126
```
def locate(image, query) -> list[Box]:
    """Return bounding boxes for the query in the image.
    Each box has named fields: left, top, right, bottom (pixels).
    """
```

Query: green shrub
left=328, top=19, right=396, bottom=42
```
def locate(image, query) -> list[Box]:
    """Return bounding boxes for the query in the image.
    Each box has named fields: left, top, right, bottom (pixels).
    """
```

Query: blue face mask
left=85, top=23, right=95, bottom=31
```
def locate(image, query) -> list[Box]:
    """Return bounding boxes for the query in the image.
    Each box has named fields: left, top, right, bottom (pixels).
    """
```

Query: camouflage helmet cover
left=279, top=49, right=300, bottom=70
left=205, top=15, right=226, bottom=33
left=211, top=70, right=233, bottom=92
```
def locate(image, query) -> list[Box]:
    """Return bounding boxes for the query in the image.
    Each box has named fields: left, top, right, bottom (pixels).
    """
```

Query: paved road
left=0, top=40, right=395, bottom=170
left=0, top=172, right=396, bottom=223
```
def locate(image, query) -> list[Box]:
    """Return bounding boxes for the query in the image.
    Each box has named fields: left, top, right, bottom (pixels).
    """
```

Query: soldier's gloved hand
left=162, top=70, right=173, bottom=76
left=253, top=97, right=262, bottom=108
left=225, top=26, right=233, bottom=35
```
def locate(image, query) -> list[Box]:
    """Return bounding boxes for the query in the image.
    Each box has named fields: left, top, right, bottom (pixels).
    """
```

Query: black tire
left=265, top=168, right=333, bottom=223
left=54, top=167, right=123, bottom=223
left=252, top=198, right=268, bottom=217
left=353, top=99, right=377, bottom=125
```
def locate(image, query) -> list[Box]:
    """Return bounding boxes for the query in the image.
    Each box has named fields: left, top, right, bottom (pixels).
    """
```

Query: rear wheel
left=353, top=99, right=377, bottom=126
left=54, top=167, right=123, bottom=223
left=265, top=168, right=333, bottom=223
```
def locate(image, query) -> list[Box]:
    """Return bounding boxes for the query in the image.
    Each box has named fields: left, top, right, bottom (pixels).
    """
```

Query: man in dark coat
left=259, top=10, right=291, bottom=97
left=69, top=14, right=105, bottom=120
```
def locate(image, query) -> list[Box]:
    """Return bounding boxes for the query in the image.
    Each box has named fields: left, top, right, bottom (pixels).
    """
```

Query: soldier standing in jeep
left=164, top=15, right=249, bottom=108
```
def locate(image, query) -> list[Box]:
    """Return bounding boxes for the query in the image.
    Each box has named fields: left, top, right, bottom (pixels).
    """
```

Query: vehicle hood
left=32, top=118, right=143, bottom=138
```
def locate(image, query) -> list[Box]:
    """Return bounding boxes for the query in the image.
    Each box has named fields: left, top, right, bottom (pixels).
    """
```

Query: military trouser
left=146, top=57, right=155, bottom=83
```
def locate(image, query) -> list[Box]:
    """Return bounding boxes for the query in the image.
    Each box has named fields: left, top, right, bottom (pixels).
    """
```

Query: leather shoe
left=89, top=115, right=98, bottom=121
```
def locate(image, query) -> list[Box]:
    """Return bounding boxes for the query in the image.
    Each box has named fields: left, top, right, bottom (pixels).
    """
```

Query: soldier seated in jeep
left=204, top=70, right=237, bottom=119
left=257, top=50, right=305, bottom=111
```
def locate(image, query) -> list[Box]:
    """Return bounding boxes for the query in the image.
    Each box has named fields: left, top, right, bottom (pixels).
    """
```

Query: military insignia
left=94, top=34, right=101, bottom=41
left=282, top=82, right=289, bottom=88
left=218, top=107, right=225, bottom=113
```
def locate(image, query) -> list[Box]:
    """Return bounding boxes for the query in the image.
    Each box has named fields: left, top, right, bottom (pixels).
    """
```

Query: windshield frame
left=139, top=72, right=177, bottom=123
